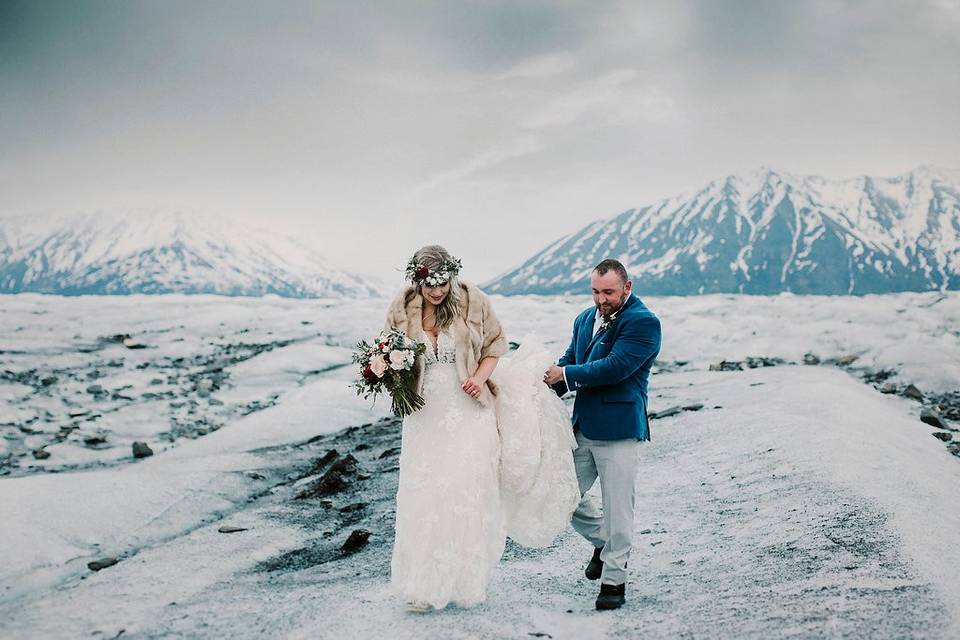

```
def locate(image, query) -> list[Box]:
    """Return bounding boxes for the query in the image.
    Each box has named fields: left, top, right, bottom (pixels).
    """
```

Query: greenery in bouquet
left=353, top=328, right=427, bottom=417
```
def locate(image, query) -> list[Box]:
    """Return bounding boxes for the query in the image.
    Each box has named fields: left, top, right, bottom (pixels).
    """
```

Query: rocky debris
left=744, top=356, right=786, bottom=368
left=296, top=454, right=359, bottom=499
left=218, top=525, right=249, bottom=533
left=709, top=361, right=744, bottom=372
left=880, top=382, right=897, bottom=394
left=339, top=502, right=367, bottom=513
left=32, top=448, right=50, bottom=459
left=903, top=384, right=924, bottom=401
left=132, top=441, right=154, bottom=458
left=649, top=406, right=682, bottom=420
left=341, top=529, right=371, bottom=554
left=803, top=353, right=821, bottom=365
left=83, top=434, right=108, bottom=447
left=838, top=354, right=859, bottom=365
left=948, top=443, right=960, bottom=458
left=932, top=432, right=953, bottom=442
left=88, top=557, right=119, bottom=571
left=864, top=369, right=896, bottom=385
left=307, top=449, right=340, bottom=476
left=920, top=407, right=948, bottom=430
left=378, top=447, right=401, bottom=459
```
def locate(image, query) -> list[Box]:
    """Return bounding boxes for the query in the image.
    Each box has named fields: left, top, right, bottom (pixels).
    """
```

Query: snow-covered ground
left=1, top=291, right=958, bottom=638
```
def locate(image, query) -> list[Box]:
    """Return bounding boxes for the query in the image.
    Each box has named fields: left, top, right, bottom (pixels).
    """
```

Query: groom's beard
left=597, top=292, right=627, bottom=319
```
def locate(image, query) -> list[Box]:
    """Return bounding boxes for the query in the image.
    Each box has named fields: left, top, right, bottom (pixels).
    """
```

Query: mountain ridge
left=484, top=165, right=960, bottom=295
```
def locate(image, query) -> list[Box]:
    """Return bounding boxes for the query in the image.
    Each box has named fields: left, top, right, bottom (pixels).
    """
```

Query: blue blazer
left=554, top=293, right=661, bottom=441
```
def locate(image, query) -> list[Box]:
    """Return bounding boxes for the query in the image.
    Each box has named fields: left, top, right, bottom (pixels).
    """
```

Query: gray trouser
left=571, top=427, right=642, bottom=585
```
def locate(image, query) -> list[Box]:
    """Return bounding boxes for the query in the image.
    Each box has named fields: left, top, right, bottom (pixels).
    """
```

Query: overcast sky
left=2, top=0, right=959, bottom=284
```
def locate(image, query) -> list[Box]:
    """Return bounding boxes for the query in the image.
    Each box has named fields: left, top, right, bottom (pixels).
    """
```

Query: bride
left=383, top=245, right=580, bottom=612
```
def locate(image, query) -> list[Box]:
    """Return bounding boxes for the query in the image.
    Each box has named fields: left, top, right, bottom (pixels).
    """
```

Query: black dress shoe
left=584, top=546, right=603, bottom=580
left=596, top=583, right=626, bottom=610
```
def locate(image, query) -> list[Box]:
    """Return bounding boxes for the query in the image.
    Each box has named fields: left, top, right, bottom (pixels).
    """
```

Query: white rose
left=389, top=350, right=408, bottom=370
left=369, top=354, right=388, bottom=378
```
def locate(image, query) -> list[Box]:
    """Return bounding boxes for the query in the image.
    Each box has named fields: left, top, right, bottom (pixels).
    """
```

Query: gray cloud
left=1, top=0, right=958, bottom=283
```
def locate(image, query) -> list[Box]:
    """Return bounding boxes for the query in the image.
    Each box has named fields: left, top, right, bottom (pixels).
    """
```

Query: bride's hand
left=462, top=377, right=483, bottom=400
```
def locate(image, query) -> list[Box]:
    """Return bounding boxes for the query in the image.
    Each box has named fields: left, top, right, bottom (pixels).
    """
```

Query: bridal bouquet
left=353, top=328, right=426, bottom=417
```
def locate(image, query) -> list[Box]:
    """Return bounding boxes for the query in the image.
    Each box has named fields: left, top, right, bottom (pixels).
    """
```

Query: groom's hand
left=543, top=365, right=564, bottom=386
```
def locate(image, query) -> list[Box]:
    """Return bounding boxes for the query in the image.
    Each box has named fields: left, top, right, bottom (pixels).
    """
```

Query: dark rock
left=218, top=525, right=249, bottom=533
left=88, top=557, right=119, bottom=571
left=904, top=384, right=924, bottom=401
left=864, top=369, right=896, bottom=384
left=83, top=435, right=107, bottom=446
left=32, top=448, right=51, bottom=460
left=306, top=449, right=339, bottom=476
left=803, top=353, right=820, bottom=365
left=67, top=409, right=90, bottom=418
left=357, top=473, right=371, bottom=481
left=341, top=529, right=371, bottom=554
left=879, top=382, right=897, bottom=394
left=122, top=337, right=148, bottom=349
left=339, top=502, right=368, bottom=513
left=682, top=403, right=704, bottom=412
left=246, top=472, right=265, bottom=480
left=354, top=443, right=371, bottom=451
left=378, top=447, right=401, bottom=459
left=132, top=441, right=154, bottom=458
left=297, top=454, right=359, bottom=498
left=41, top=376, right=57, bottom=386
left=649, top=406, right=682, bottom=420
left=932, top=431, right=953, bottom=442
left=744, top=356, right=785, bottom=368
left=709, top=361, right=743, bottom=372
left=920, top=407, right=947, bottom=429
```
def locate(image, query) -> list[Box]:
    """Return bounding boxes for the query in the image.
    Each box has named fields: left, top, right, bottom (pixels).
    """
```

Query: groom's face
left=591, top=270, right=631, bottom=317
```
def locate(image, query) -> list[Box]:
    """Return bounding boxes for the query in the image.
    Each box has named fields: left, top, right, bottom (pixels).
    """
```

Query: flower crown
left=405, top=254, right=463, bottom=287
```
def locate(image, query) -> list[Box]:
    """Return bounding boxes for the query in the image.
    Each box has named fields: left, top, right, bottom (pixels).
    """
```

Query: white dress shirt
left=560, top=309, right=603, bottom=390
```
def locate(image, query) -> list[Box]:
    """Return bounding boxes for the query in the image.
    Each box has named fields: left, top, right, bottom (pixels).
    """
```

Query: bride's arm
left=462, top=356, right=498, bottom=398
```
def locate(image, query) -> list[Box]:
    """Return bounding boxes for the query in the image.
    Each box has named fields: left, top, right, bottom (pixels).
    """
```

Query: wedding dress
left=492, top=334, right=580, bottom=547
left=391, top=327, right=505, bottom=609
left=390, top=331, right=580, bottom=609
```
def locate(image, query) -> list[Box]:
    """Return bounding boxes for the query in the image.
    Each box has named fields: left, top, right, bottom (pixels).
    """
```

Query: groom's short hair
left=593, top=259, right=628, bottom=284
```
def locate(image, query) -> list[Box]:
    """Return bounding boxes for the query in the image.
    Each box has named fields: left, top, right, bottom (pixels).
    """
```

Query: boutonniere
left=598, top=310, right=619, bottom=333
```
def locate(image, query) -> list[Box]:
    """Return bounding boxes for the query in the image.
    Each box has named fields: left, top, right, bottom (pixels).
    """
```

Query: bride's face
left=421, top=281, right=451, bottom=305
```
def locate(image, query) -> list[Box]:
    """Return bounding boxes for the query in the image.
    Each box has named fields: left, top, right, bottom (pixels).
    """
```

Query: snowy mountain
left=0, top=210, right=385, bottom=298
left=485, top=166, right=960, bottom=295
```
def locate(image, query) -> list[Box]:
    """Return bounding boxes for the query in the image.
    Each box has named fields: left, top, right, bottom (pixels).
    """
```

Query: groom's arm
left=563, top=314, right=661, bottom=390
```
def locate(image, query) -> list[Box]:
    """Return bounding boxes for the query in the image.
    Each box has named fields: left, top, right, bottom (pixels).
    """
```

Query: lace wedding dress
left=492, top=335, right=580, bottom=547
left=391, top=328, right=505, bottom=609
left=390, top=330, right=580, bottom=609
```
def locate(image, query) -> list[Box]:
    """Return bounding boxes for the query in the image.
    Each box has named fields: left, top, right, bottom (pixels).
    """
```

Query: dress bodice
left=424, top=328, right=457, bottom=365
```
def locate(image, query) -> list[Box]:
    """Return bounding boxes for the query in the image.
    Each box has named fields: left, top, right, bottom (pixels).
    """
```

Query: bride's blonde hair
left=412, top=245, right=462, bottom=330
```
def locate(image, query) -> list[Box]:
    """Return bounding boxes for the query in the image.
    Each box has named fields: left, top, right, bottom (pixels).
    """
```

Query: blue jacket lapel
left=577, top=311, right=595, bottom=362
left=582, top=294, right=639, bottom=362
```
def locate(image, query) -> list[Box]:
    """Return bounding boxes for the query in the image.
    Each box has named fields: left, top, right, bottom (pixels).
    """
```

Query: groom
left=543, top=259, right=661, bottom=610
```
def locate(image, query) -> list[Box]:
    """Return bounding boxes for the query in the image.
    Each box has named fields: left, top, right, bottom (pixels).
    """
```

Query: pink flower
left=369, top=354, right=388, bottom=378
